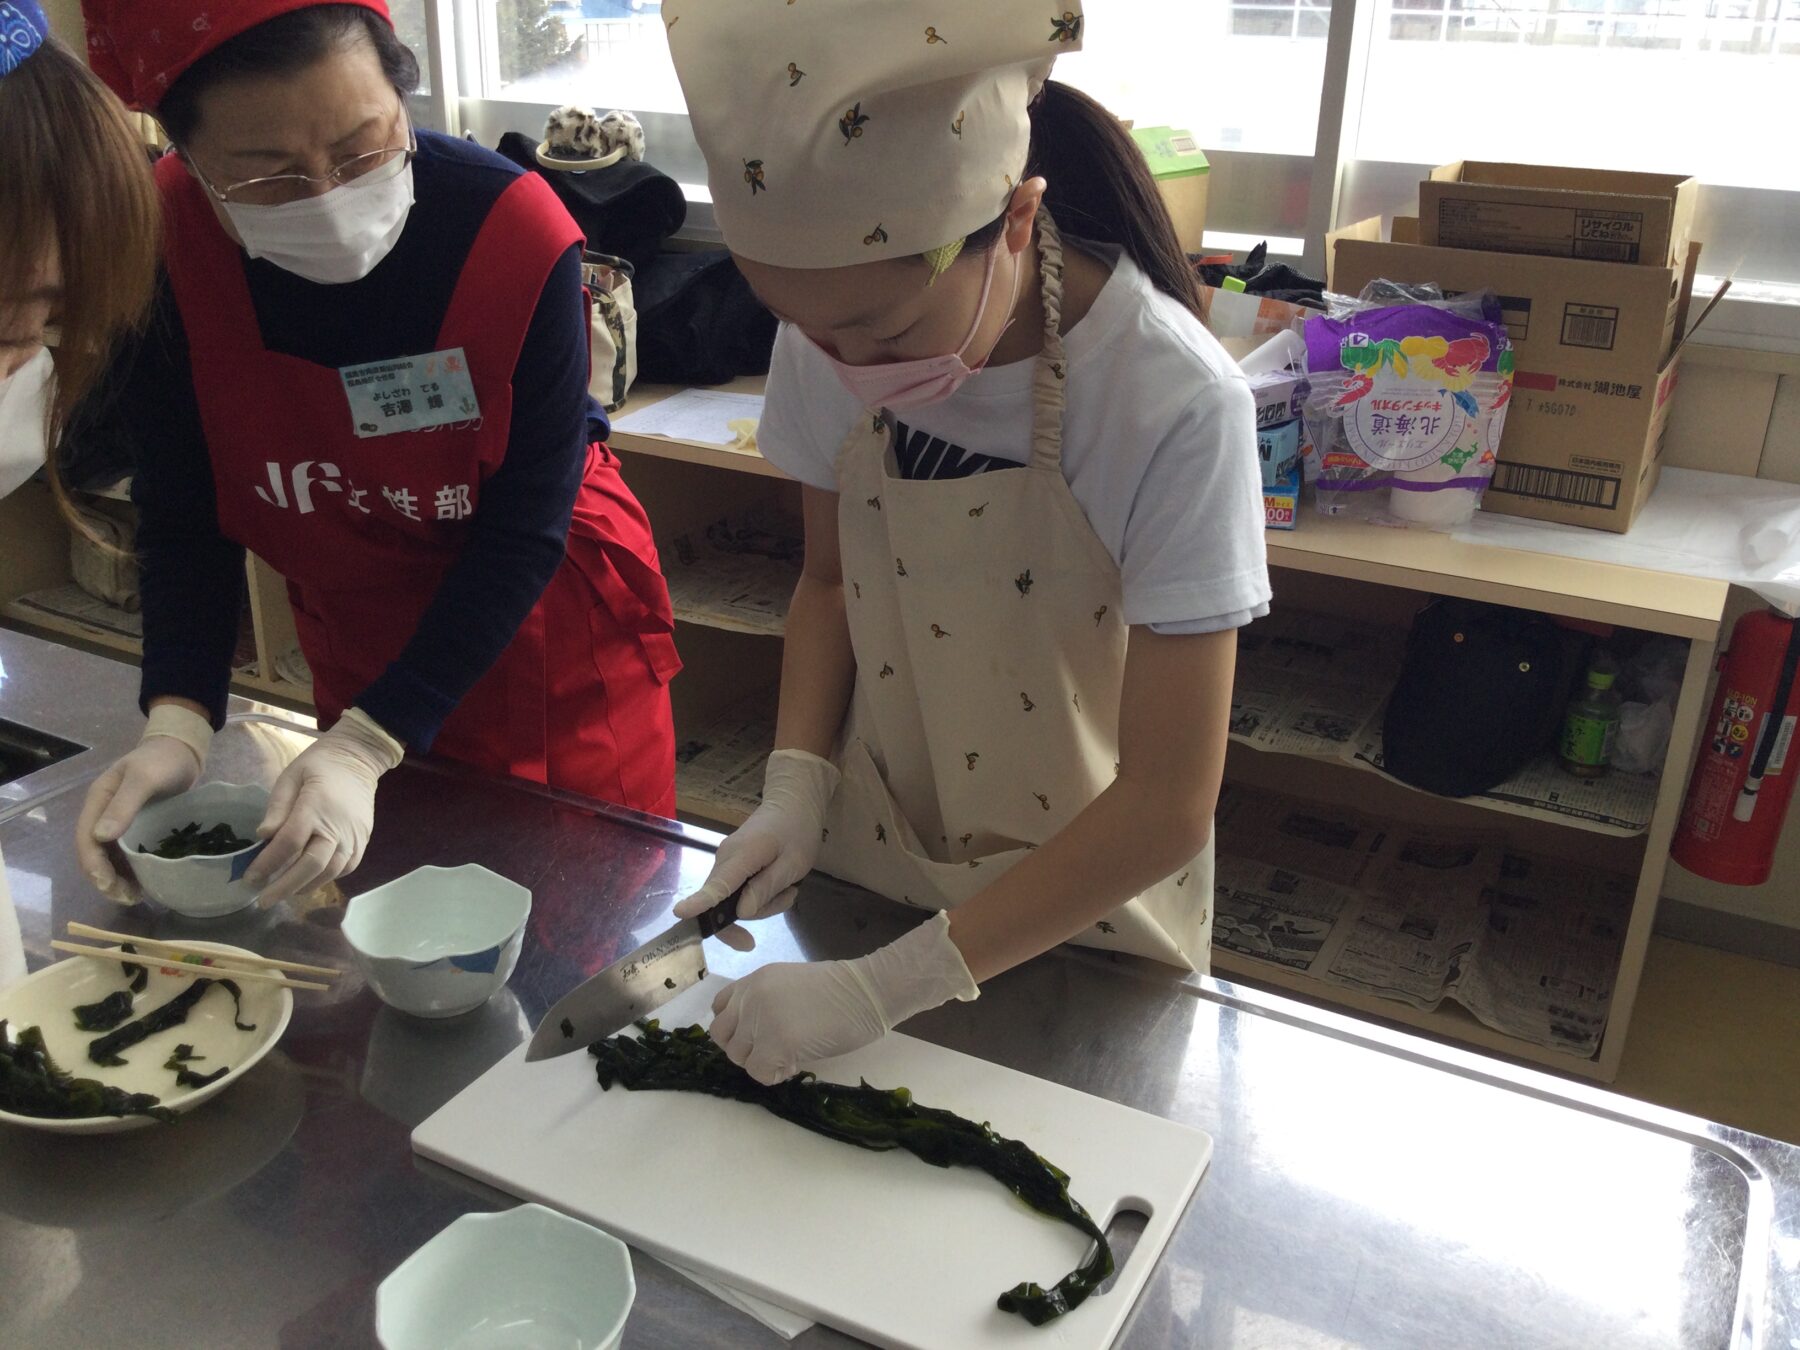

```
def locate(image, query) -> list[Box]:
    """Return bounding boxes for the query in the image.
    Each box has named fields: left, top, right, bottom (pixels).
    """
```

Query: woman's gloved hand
left=708, top=911, right=978, bottom=1085
left=244, top=708, right=404, bottom=905
left=673, top=749, right=840, bottom=951
left=76, top=703, right=211, bottom=902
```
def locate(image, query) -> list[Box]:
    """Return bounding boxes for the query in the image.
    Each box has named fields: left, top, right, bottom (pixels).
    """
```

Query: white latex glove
left=76, top=703, right=211, bottom=902
left=673, top=749, right=840, bottom=951
left=245, top=708, right=403, bottom=905
left=709, top=911, right=979, bottom=1086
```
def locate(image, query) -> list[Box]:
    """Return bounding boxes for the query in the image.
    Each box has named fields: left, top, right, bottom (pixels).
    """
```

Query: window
left=415, top=0, right=1800, bottom=292
left=1354, top=0, right=1800, bottom=190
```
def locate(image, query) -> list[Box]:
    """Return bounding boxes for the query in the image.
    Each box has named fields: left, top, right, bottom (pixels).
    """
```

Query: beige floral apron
left=816, top=211, right=1214, bottom=971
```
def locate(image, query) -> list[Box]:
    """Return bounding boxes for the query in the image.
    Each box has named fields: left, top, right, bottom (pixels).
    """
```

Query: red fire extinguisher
left=1671, top=608, right=1800, bottom=886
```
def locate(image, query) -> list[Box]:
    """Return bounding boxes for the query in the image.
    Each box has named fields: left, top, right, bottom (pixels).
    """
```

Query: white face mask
left=0, top=346, right=53, bottom=501
left=223, top=154, right=416, bottom=285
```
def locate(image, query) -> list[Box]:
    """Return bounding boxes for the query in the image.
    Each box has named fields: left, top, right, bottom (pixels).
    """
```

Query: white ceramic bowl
left=0, top=941, right=294, bottom=1135
left=119, top=782, right=270, bottom=918
left=377, top=1203, right=635, bottom=1350
left=343, top=865, right=531, bottom=1019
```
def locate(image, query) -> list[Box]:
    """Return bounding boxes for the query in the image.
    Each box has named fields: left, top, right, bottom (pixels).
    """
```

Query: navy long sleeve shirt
left=111, top=132, right=605, bottom=750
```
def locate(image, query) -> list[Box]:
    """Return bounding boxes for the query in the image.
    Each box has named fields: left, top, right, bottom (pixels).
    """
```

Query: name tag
left=340, top=348, right=481, bottom=438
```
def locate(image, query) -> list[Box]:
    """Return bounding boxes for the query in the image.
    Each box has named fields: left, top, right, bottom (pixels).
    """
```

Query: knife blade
left=525, top=888, right=742, bottom=1062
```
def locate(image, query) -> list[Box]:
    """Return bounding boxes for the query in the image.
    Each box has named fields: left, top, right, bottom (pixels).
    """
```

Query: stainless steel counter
left=0, top=628, right=1794, bottom=1350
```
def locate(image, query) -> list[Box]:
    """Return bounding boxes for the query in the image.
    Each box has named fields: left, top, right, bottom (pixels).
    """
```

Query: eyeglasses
left=188, top=106, right=416, bottom=208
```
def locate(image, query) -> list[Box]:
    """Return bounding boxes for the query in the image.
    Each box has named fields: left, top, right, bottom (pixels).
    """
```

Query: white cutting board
left=413, top=979, right=1211, bottom=1350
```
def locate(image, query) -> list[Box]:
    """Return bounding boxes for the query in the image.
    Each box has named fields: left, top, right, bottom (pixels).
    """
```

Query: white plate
left=0, top=941, right=294, bottom=1135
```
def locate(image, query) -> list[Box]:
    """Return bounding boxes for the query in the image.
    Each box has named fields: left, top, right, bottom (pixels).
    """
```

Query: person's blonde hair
left=0, top=34, right=160, bottom=517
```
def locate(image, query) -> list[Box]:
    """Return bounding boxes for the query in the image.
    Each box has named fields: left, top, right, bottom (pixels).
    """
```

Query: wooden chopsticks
left=57, top=922, right=343, bottom=993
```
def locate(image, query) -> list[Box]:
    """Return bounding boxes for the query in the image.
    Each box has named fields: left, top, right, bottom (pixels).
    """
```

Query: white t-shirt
left=757, top=245, right=1272, bottom=633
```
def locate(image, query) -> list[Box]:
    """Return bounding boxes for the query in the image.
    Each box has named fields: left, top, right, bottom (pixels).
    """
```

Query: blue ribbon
left=0, top=0, right=47, bottom=79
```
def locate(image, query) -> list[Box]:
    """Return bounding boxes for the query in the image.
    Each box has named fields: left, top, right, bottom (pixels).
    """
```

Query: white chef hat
left=665, top=0, right=1085, bottom=271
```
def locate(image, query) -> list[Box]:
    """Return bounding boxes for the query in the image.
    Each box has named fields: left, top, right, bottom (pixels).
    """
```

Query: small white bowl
left=343, top=865, right=531, bottom=1019
left=377, top=1203, right=635, bottom=1350
left=119, top=783, right=270, bottom=919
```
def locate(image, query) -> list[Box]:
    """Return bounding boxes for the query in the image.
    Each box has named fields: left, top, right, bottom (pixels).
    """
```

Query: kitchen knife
left=525, top=888, right=741, bottom=1062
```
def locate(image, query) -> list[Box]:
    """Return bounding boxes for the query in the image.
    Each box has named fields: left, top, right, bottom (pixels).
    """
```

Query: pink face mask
left=805, top=242, right=1021, bottom=411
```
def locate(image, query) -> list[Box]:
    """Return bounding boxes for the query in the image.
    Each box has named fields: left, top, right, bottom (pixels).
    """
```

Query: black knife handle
left=694, top=886, right=744, bottom=941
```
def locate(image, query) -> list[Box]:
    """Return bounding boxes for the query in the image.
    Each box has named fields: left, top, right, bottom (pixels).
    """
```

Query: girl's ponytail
left=1025, top=81, right=1202, bottom=319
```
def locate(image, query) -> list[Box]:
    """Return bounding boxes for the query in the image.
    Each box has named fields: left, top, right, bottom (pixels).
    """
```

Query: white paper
left=1458, top=466, right=1800, bottom=616
left=661, top=1259, right=816, bottom=1340
left=612, top=390, right=766, bottom=448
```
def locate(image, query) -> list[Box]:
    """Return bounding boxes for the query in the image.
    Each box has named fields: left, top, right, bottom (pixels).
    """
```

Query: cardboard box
left=1420, top=162, right=1697, bottom=270
left=1131, top=126, right=1210, bottom=254
left=1328, top=219, right=1722, bottom=532
left=1264, top=463, right=1301, bottom=531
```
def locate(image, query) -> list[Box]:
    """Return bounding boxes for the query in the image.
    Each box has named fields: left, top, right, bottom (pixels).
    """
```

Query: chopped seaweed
left=87, top=980, right=214, bottom=1066
left=140, top=821, right=255, bottom=859
left=122, top=942, right=148, bottom=994
left=162, top=1043, right=228, bottom=1090
left=173, top=1064, right=229, bottom=1090
left=0, top=1020, right=175, bottom=1123
left=217, top=979, right=255, bottom=1032
left=592, top=1020, right=1112, bottom=1326
left=73, top=989, right=135, bottom=1032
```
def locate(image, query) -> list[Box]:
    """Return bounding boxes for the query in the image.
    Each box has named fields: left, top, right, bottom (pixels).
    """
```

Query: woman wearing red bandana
left=74, top=2, right=679, bottom=908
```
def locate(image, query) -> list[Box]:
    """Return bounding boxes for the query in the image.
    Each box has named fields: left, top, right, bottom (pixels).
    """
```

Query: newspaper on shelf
left=660, top=508, right=803, bottom=636
left=1212, top=786, right=1630, bottom=1056
left=11, top=583, right=143, bottom=640
left=1231, top=608, right=1664, bottom=835
left=675, top=695, right=777, bottom=824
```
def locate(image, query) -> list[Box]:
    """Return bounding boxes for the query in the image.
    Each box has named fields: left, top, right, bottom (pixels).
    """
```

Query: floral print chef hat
left=664, top=0, right=1085, bottom=271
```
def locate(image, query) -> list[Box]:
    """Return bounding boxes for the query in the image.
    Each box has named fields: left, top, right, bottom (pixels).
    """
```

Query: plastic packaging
left=1303, top=283, right=1515, bottom=529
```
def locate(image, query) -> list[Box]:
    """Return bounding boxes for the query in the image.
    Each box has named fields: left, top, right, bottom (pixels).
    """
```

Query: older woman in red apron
left=75, top=1, right=677, bottom=906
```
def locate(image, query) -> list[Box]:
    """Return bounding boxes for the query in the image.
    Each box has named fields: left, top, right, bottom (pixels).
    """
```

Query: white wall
left=1659, top=346, right=1800, bottom=931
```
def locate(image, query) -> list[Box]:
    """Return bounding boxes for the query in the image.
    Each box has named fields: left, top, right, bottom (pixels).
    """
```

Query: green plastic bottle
left=1560, top=658, right=1622, bottom=778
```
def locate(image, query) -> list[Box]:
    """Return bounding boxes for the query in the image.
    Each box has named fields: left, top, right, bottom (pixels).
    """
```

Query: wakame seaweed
left=141, top=821, right=255, bottom=859
left=162, top=1044, right=203, bottom=1068
left=73, top=989, right=135, bottom=1032
left=73, top=943, right=153, bottom=1030
left=591, top=1020, right=1113, bottom=1326
left=0, top=1020, right=175, bottom=1123
left=87, top=979, right=215, bottom=1066
left=173, top=1064, right=229, bottom=1089
left=122, top=942, right=148, bottom=994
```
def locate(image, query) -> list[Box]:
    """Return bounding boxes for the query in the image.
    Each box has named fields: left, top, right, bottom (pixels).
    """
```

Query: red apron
left=157, top=159, right=679, bottom=816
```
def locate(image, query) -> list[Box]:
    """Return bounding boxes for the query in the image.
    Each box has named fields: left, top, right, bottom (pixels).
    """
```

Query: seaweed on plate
left=0, top=1020, right=175, bottom=1123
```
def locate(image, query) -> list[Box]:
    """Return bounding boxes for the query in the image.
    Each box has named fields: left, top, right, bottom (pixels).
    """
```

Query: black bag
left=495, top=132, right=686, bottom=277
left=1381, top=599, right=1585, bottom=798
left=633, top=250, right=778, bottom=386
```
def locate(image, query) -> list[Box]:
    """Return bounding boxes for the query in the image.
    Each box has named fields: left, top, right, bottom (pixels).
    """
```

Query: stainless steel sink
left=0, top=717, right=85, bottom=787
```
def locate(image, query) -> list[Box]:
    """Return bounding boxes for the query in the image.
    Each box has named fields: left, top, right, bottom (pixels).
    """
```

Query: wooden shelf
left=1211, top=949, right=1609, bottom=1078
left=1236, top=739, right=1657, bottom=839
left=2, top=596, right=142, bottom=656
left=609, top=377, right=785, bottom=480
left=1269, top=510, right=1727, bottom=639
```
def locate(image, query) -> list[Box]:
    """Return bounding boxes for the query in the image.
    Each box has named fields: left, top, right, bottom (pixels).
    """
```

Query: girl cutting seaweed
left=664, top=1, right=1268, bottom=1085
